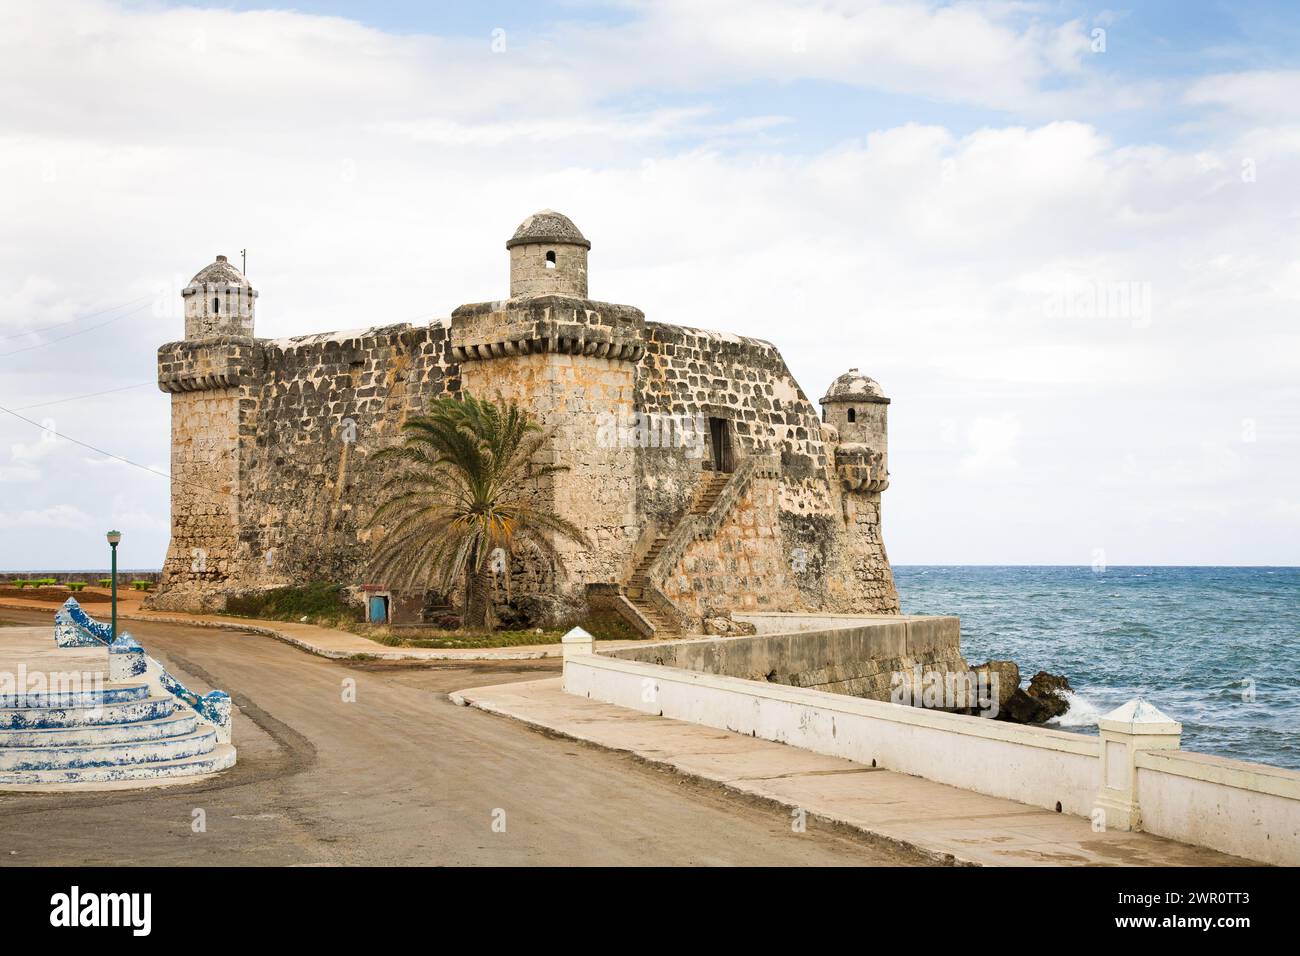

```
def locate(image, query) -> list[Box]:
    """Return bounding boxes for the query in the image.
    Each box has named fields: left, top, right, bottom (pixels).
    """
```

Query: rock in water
left=999, top=670, right=1073, bottom=723
left=1026, top=671, right=1072, bottom=720
left=969, top=660, right=1019, bottom=714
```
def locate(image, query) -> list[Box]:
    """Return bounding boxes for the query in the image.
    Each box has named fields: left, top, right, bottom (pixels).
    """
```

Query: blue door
left=368, top=595, right=389, bottom=624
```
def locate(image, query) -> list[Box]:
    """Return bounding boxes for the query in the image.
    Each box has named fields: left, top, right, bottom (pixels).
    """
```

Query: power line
left=0, top=402, right=176, bottom=486
left=0, top=402, right=339, bottom=535
left=0, top=302, right=151, bottom=357
left=0, top=295, right=152, bottom=342
left=9, top=382, right=154, bottom=411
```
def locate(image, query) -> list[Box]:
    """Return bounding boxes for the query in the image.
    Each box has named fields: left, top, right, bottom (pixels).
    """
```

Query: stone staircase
left=624, top=471, right=730, bottom=635
left=0, top=600, right=235, bottom=787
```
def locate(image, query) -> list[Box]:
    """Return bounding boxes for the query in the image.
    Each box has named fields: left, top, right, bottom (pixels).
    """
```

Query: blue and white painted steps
left=0, top=695, right=178, bottom=731
left=2, top=710, right=199, bottom=747
left=1, top=745, right=237, bottom=785
left=0, top=682, right=151, bottom=709
left=0, top=681, right=234, bottom=784
left=0, top=603, right=237, bottom=788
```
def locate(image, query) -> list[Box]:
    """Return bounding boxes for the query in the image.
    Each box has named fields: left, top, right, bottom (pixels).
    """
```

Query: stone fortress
left=151, top=211, right=899, bottom=633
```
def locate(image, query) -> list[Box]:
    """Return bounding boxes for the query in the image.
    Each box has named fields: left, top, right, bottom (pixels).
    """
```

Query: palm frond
left=365, top=392, right=590, bottom=614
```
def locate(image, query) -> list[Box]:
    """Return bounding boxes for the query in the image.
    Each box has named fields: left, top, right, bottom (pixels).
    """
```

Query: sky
left=1, top=0, right=1298, bottom=570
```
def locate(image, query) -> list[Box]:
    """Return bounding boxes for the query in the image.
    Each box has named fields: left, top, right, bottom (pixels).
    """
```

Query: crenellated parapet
left=157, top=337, right=258, bottom=393
left=449, top=295, right=646, bottom=363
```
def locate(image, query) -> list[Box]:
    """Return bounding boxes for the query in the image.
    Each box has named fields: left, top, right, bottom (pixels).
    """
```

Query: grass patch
left=226, top=582, right=365, bottom=628
left=346, top=623, right=566, bottom=649
left=344, top=611, right=646, bottom=649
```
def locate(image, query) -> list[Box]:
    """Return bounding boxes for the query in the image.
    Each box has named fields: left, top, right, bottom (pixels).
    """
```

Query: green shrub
left=130, top=580, right=152, bottom=591
left=98, top=578, right=112, bottom=587
left=68, top=582, right=88, bottom=592
left=226, top=582, right=363, bottom=625
left=37, top=578, right=56, bottom=586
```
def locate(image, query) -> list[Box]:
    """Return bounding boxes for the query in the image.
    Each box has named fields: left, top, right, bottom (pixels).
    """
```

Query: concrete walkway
left=0, top=595, right=648, bottom=662
left=452, top=677, right=1251, bottom=867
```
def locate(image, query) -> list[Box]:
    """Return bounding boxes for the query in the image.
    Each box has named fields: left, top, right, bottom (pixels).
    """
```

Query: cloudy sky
left=1, top=0, right=1298, bottom=570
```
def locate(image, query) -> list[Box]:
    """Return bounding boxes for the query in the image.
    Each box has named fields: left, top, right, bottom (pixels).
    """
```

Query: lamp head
left=106, top=530, right=122, bottom=546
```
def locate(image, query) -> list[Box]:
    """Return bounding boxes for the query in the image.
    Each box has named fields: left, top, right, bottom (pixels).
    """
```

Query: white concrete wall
left=1135, top=750, right=1300, bottom=866
left=564, top=651, right=1099, bottom=815
left=565, top=648, right=1300, bottom=864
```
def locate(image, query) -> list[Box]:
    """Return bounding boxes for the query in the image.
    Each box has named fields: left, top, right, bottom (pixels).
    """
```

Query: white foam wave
left=1053, top=690, right=1106, bottom=728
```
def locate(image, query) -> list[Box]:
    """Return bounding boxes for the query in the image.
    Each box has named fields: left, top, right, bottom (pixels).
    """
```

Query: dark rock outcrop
left=969, top=660, right=1019, bottom=713
left=1000, top=670, right=1073, bottom=724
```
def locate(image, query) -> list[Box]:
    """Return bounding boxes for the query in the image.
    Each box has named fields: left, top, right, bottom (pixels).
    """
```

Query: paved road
left=0, top=609, right=924, bottom=866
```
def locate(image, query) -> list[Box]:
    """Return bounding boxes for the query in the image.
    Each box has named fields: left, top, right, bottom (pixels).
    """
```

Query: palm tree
left=367, top=393, right=590, bottom=629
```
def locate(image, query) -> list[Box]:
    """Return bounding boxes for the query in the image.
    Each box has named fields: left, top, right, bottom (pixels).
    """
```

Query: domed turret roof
left=820, top=368, right=888, bottom=404
left=506, top=209, right=591, bottom=250
left=188, top=255, right=251, bottom=288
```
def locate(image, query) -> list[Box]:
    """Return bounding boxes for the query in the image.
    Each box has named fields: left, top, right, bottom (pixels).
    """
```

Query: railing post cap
left=562, top=627, right=593, bottom=644
left=109, top=632, right=142, bottom=652
left=1098, top=697, right=1182, bottom=735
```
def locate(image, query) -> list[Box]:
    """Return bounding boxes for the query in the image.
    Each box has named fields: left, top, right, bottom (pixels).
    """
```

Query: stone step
left=0, top=712, right=199, bottom=749
left=0, top=695, right=177, bottom=730
left=0, top=683, right=151, bottom=709
left=0, top=727, right=217, bottom=772
left=0, top=743, right=236, bottom=787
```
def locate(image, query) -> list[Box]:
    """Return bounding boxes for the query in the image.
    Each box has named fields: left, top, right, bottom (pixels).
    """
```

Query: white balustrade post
left=561, top=626, right=594, bottom=661
left=1094, top=697, right=1182, bottom=832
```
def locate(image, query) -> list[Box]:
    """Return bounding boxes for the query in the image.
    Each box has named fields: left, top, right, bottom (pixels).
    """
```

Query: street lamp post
left=106, top=530, right=122, bottom=642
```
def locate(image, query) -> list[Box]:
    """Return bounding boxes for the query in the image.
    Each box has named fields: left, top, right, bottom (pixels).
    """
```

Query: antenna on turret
left=240, top=249, right=247, bottom=275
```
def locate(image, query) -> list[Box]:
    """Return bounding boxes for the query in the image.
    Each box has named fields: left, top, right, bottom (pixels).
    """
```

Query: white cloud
left=1185, top=70, right=1300, bottom=123
left=0, top=1, right=1294, bottom=566
left=0, top=504, right=91, bottom=530
left=558, top=0, right=1109, bottom=113
left=0, top=427, right=62, bottom=483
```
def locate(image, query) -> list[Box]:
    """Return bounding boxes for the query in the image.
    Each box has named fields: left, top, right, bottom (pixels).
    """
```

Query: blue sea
left=893, top=566, right=1300, bottom=771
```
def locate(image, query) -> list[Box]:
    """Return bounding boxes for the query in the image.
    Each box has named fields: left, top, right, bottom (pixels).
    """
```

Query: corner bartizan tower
left=152, top=255, right=259, bottom=610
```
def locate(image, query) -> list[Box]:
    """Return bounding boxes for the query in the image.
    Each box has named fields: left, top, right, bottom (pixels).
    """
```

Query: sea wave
left=1051, top=690, right=1106, bottom=728
left=895, top=565, right=1300, bottom=768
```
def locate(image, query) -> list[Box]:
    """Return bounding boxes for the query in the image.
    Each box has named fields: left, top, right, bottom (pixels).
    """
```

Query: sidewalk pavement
left=0, top=595, right=644, bottom=662
left=451, top=677, right=1250, bottom=867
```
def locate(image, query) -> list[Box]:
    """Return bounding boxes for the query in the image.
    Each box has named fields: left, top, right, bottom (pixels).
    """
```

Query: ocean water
left=893, top=566, right=1300, bottom=771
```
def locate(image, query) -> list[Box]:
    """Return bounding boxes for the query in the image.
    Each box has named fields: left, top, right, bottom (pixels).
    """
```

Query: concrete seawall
left=567, top=614, right=1300, bottom=865
left=604, top=613, right=966, bottom=700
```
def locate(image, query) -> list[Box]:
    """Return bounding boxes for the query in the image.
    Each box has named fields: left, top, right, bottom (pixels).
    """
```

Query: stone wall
left=153, top=301, right=900, bottom=624
left=152, top=385, right=244, bottom=611
left=660, top=476, right=795, bottom=616
left=633, top=323, right=898, bottom=619
left=237, top=323, right=455, bottom=591
left=603, top=615, right=966, bottom=701
left=152, top=324, right=456, bottom=611
left=634, top=323, right=826, bottom=526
